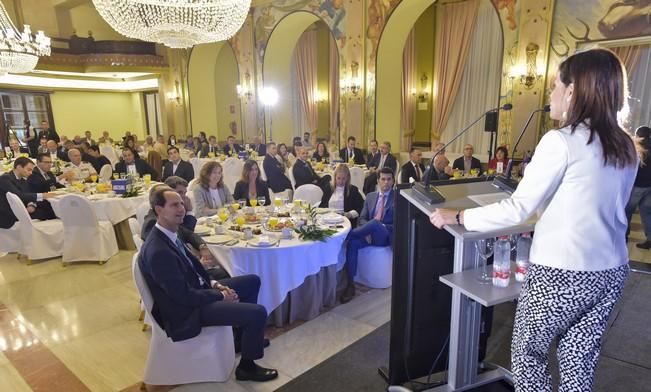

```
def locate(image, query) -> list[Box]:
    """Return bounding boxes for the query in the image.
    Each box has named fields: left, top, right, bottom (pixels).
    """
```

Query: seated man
left=0, top=157, right=56, bottom=229
left=162, top=146, right=194, bottom=183
left=223, top=135, right=243, bottom=156
left=251, top=135, right=266, bottom=156
left=63, top=148, right=97, bottom=181
left=400, top=147, right=426, bottom=183
left=292, top=146, right=332, bottom=206
left=263, top=142, right=292, bottom=194
left=45, top=140, right=67, bottom=162
left=115, top=147, right=158, bottom=179
left=452, top=144, right=481, bottom=174
left=200, top=135, right=221, bottom=157
left=366, top=140, right=380, bottom=170
left=28, top=153, right=73, bottom=193
left=139, top=186, right=277, bottom=382
left=86, top=145, right=113, bottom=174
left=339, top=136, right=365, bottom=165
left=363, top=141, right=397, bottom=194
left=343, top=167, right=395, bottom=303
left=433, top=155, right=452, bottom=180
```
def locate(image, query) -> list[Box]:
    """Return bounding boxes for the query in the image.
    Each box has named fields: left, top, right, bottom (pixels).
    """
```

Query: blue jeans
left=345, top=220, right=391, bottom=278
left=625, top=186, right=651, bottom=240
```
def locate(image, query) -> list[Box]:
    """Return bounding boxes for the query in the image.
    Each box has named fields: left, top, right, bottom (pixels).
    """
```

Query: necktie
left=174, top=237, right=206, bottom=287
left=349, top=150, right=353, bottom=160
left=374, top=193, right=385, bottom=221
left=415, top=164, right=421, bottom=181
left=306, top=161, right=315, bottom=177
left=42, top=171, right=50, bottom=181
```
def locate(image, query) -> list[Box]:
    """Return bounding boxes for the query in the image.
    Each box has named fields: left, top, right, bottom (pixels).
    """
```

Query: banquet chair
left=6, top=192, right=64, bottom=262
left=100, top=145, right=119, bottom=167
left=136, top=203, right=151, bottom=228
left=128, top=218, right=143, bottom=251
left=349, top=167, right=365, bottom=191
left=269, top=189, right=292, bottom=204
left=147, top=150, right=163, bottom=181
left=222, top=157, right=243, bottom=193
left=132, top=253, right=235, bottom=386
left=99, top=164, right=113, bottom=182
left=355, top=246, right=393, bottom=288
left=189, top=157, right=202, bottom=179
left=294, top=184, right=323, bottom=208
left=288, top=165, right=296, bottom=189
left=57, top=194, right=118, bottom=265
left=0, top=222, right=20, bottom=255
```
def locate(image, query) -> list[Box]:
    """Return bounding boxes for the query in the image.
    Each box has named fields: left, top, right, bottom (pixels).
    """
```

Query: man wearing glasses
left=28, top=153, right=74, bottom=193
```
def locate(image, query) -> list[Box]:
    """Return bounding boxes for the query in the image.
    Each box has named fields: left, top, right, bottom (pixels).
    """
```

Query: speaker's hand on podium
left=430, top=208, right=462, bottom=229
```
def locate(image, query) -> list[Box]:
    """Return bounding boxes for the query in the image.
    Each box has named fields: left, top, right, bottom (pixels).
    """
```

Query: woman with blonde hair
left=233, top=160, right=270, bottom=206
left=193, top=161, right=234, bottom=217
left=327, top=164, right=364, bottom=227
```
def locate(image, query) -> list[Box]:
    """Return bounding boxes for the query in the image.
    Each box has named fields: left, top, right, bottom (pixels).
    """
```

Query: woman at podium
left=430, top=48, right=638, bottom=392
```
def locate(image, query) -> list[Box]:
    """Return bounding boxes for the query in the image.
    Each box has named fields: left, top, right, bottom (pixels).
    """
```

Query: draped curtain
left=430, top=0, right=480, bottom=146
left=612, top=45, right=643, bottom=75
left=293, top=30, right=318, bottom=135
left=626, top=45, right=651, bottom=129
left=401, top=28, right=417, bottom=151
left=439, top=0, right=503, bottom=157
left=329, top=35, right=340, bottom=144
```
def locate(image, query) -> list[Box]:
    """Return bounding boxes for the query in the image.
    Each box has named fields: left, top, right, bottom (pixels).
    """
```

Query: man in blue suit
left=342, top=167, right=395, bottom=303
left=138, top=186, right=278, bottom=382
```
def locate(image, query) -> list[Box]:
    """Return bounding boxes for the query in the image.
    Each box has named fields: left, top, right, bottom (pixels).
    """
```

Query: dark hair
left=227, top=135, right=235, bottom=140
left=167, top=134, right=176, bottom=145
left=167, top=146, right=179, bottom=155
left=370, top=139, right=378, bottom=145
left=39, top=135, right=47, bottom=141
left=292, top=136, right=301, bottom=144
left=124, top=136, right=136, bottom=149
left=149, top=185, right=176, bottom=215
left=122, top=146, right=139, bottom=159
left=347, top=136, right=356, bottom=143
left=164, top=175, right=188, bottom=189
left=378, top=166, right=395, bottom=180
left=409, top=147, right=421, bottom=154
left=14, top=157, right=33, bottom=168
left=199, top=131, right=207, bottom=141
left=267, top=141, right=276, bottom=148
left=558, top=48, right=636, bottom=168
left=495, top=146, right=508, bottom=160
left=315, top=142, right=329, bottom=157
left=36, top=153, right=51, bottom=162
left=382, top=141, right=392, bottom=150
left=88, top=145, right=100, bottom=153
left=278, top=143, right=288, bottom=154
left=635, top=126, right=651, bottom=139
left=240, top=159, right=260, bottom=183
left=199, top=161, right=224, bottom=189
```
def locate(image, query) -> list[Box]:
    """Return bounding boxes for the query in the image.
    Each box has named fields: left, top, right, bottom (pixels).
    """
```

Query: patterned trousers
left=511, top=263, right=629, bottom=392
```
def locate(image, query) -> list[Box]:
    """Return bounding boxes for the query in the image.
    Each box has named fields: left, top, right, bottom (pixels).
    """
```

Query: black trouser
left=199, top=274, right=267, bottom=360
left=317, top=174, right=332, bottom=207
left=31, top=201, right=56, bottom=221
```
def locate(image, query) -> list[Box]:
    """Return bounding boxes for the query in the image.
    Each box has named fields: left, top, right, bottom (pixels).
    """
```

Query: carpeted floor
left=277, top=269, right=651, bottom=392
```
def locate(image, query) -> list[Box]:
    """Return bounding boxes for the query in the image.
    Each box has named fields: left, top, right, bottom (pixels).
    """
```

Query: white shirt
left=209, top=187, right=222, bottom=208
left=155, top=223, right=215, bottom=287
left=64, top=161, right=96, bottom=180
left=127, top=164, right=137, bottom=176
left=464, top=123, right=636, bottom=271
left=172, top=160, right=180, bottom=175
left=379, top=154, right=387, bottom=169
left=329, top=186, right=345, bottom=212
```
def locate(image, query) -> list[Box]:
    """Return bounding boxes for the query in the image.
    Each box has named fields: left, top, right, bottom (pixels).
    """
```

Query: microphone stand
left=413, top=104, right=511, bottom=204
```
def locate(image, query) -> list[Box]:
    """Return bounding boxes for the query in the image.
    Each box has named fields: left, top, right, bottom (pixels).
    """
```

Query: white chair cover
left=349, top=167, right=365, bottom=191
left=99, top=164, right=113, bottom=182
left=269, top=189, right=291, bottom=205
left=132, top=253, right=235, bottom=385
left=396, top=168, right=402, bottom=184
left=355, top=246, right=393, bottom=288
left=128, top=217, right=143, bottom=250
left=100, top=145, right=119, bottom=167
left=288, top=164, right=296, bottom=189
left=6, top=192, right=63, bottom=260
left=294, top=184, right=323, bottom=208
left=136, top=203, right=151, bottom=228
left=287, top=153, right=297, bottom=166
left=190, top=157, right=202, bottom=178
left=57, top=194, right=118, bottom=263
left=222, top=157, right=243, bottom=194
left=0, top=223, right=20, bottom=253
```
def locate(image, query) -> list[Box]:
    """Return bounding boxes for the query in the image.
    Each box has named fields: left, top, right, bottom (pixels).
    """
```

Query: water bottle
left=515, top=232, right=532, bottom=282
left=492, top=236, right=511, bottom=287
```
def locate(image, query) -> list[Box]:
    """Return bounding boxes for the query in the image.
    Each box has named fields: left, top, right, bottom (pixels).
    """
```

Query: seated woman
left=193, top=161, right=234, bottom=218
left=233, top=160, right=271, bottom=206
left=488, top=146, right=510, bottom=174
left=192, top=136, right=203, bottom=157
left=184, top=136, right=195, bottom=151
left=328, top=164, right=364, bottom=227
left=312, top=142, right=330, bottom=163
left=276, top=143, right=292, bottom=169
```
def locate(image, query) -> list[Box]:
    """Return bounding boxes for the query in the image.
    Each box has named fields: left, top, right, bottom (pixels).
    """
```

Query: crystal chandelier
left=92, top=0, right=252, bottom=49
left=0, top=2, right=51, bottom=76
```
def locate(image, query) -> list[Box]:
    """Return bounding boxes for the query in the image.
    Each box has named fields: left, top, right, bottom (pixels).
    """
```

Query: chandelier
left=92, top=0, right=252, bottom=49
left=0, top=2, right=51, bottom=76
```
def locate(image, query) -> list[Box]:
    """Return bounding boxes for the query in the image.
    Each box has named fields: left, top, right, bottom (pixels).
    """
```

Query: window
left=143, top=92, right=162, bottom=137
left=0, top=90, right=53, bottom=146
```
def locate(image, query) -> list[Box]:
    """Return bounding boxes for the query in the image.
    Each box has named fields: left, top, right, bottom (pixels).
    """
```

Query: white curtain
left=293, top=30, right=318, bottom=137
left=628, top=45, right=651, bottom=130
left=291, top=58, right=309, bottom=139
left=439, top=0, right=502, bottom=159
left=329, top=35, right=340, bottom=143
left=401, top=28, right=417, bottom=152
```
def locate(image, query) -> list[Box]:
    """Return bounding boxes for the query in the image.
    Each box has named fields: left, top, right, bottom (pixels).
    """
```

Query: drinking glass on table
left=475, top=238, right=495, bottom=284
left=274, top=197, right=282, bottom=208
left=90, top=174, right=98, bottom=183
left=218, top=208, right=229, bottom=225
left=231, top=202, right=240, bottom=212
left=113, top=173, right=119, bottom=180
left=257, top=196, right=266, bottom=207
left=238, top=199, right=247, bottom=209
left=267, top=216, right=279, bottom=230
left=235, top=214, right=246, bottom=228
left=143, top=173, right=151, bottom=186
left=250, top=197, right=258, bottom=207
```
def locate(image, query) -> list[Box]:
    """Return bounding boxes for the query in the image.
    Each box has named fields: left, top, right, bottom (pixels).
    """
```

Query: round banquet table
left=205, top=215, right=350, bottom=326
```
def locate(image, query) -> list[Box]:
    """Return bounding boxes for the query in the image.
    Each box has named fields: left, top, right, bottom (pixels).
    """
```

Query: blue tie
left=174, top=237, right=206, bottom=287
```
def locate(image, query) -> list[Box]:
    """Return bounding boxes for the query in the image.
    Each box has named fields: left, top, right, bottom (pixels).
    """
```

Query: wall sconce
left=341, top=61, right=362, bottom=98
left=418, top=73, right=430, bottom=102
left=511, top=43, right=544, bottom=89
left=314, top=90, right=328, bottom=104
left=237, top=71, right=254, bottom=103
left=166, top=80, right=181, bottom=105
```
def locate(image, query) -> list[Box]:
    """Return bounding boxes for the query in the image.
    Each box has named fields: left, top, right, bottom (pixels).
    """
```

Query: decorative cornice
left=37, top=52, right=168, bottom=70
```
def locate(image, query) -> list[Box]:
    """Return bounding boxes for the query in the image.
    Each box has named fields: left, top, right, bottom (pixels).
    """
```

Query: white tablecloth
left=49, top=194, right=148, bottom=224
left=207, top=218, right=351, bottom=314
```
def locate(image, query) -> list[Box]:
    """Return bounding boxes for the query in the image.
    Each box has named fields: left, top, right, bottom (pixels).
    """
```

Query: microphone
left=493, top=105, right=550, bottom=193
left=413, top=103, right=514, bottom=204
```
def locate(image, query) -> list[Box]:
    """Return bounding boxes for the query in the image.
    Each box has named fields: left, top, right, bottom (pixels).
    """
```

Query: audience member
left=98, top=131, right=113, bottom=145
left=302, top=132, right=313, bottom=149
left=276, top=143, right=292, bottom=169
left=73, top=135, right=83, bottom=146
left=84, top=131, right=96, bottom=146
left=168, top=134, right=177, bottom=146
left=627, top=126, right=651, bottom=249
left=0, top=157, right=56, bottom=229
left=233, top=160, right=270, bottom=207
left=6, top=138, right=27, bottom=159
left=63, top=148, right=97, bottom=181
left=36, top=136, right=49, bottom=155
left=312, top=142, right=330, bottom=162
left=193, top=161, right=234, bottom=218
left=154, top=136, right=169, bottom=160
left=342, top=167, right=395, bottom=302
left=289, top=137, right=302, bottom=157
left=198, top=131, right=208, bottom=145
left=366, top=140, right=380, bottom=169
left=184, top=136, right=195, bottom=151
left=363, top=141, right=396, bottom=194
left=86, top=145, right=112, bottom=174
left=292, top=146, right=331, bottom=206
left=201, top=135, right=220, bottom=156
left=114, top=147, right=157, bottom=179
left=223, top=135, right=242, bottom=156
left=433, top=142, right=446, bottom=156
left=339, top=136, right=365, bottom=164
left=46, top=140, right=67, bottom=161
left=39, top=120, right=60, bottom=144
left=328, top=164, right=364, bottom=227
left=191, top=136, right=203, bottom=157
left=28, top=153, right=72, bottom=193
left=453, top=144, right=482, bottom=174
left=488, top=146, right=510, bottom=174
left=432, top=155, right=452, bottom=180
left=251, top=135, right=266, bottom=156
left=263, top=142, right=292, bottom=194
left=23, top=119, right=38, bottom=157
left=162, top=146, right=194, bottom=183
left=142, top=136, right=156, bottom=155
left=138, top=186, right=277, bottom=382
left=401, top=147, right=426, bottom=183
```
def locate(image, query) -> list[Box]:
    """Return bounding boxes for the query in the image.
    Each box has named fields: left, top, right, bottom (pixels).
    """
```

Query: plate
left=316, top=207, right=333, bottom=214
left=203, top=234, right=232, bottom=244
left=194, top=225, right=213, bottom=236
left=248, top=236, right=278, bottom=247
left=319, top=213, right=344, bottom=224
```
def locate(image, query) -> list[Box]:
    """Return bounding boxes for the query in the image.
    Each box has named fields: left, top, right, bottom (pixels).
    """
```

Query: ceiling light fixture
left=0, top=2, right=51, bottom=76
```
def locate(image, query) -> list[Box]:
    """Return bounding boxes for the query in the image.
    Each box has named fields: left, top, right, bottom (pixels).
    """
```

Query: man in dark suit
left=199, top=136, right=220, bottom=157
left=39, top=121, right=60, bottom=144
left=452, top=144, right=482, bottom=174
left=363, top=141, right=397, bottom=194
left=400, top=147, right=426, bottom=183
left=115, top=147, right=158, bottom=179
left=251, top=135, right=266, bottom=156
left=366, top=139, right=380, bottom=169
left=139, top=186, right=277, bottom=382
left=28, top=153, right=72, bottom=193
left=86, top=145, right=112, bottom=173
left=262, top=142, right=292, bottom=194
left=292, top=146, right=332, bottom=206
left=432, top=155, right=452, bottom=180
left=339, top=136, right=365, bottom=165
left=45, top=140, right=67, bottom=162
left=162, top=146, right=194, bottom=183
left=223, top=135, right=242, bottom=157
left=0, top=157, right=57, bottom=229
left=343, top=167, right=395, bottom=302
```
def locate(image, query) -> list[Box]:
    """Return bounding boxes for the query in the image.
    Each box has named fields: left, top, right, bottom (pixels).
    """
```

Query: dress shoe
left=235, top=363, right=279, bottom=382
left=235, top=338, right=270, bottom=354
left=636, top=240, right=651, bottom=249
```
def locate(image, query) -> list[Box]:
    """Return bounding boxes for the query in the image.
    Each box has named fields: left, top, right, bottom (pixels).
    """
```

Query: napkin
left=258, top=235, right=272, bottom=246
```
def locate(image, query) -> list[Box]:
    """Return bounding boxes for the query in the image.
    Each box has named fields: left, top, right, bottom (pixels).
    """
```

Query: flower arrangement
left=294, top=204, right=337, bottom=242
